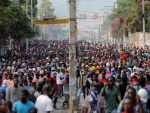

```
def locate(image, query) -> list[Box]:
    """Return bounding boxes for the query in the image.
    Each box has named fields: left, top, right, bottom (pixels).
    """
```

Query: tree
left=38, top=0, right=55, bottom=18
left=0, top=0, right=14, bottom=41
left=10, top=5, right=37, bottom=40
left=108, top=0, right=150, bottom=38
left=0, top=0, right=37, bottom=43
left=19, top=0, right=38, bottom=18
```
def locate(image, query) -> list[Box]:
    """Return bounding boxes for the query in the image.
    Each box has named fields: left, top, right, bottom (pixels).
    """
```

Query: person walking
left=62, top=72, right=69, bottom=108
left=117, top=87, right=146, bottom=113
left=6, top=77, right=23, bottom=103
left=35, top=84, right=53, bottom=113
left=12, top=89, right=34, bottom=113
left=82, top=83, right=104, bottom=113
left=56, top=68, right=63, bottom=98
left=101, top=76, right=119, bottom=113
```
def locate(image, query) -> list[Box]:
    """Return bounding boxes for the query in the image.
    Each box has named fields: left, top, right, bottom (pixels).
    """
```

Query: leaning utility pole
left=26, top=0, right=29, bottom=51
left=142, top=0, right=146, bottom=49
left=68, top=0, right=77, bottom=113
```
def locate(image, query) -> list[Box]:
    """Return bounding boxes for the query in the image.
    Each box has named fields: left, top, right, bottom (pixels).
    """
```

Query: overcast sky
left=45, top=0, right=117, bottom=18
left=36, top=0, right=117, bottom=31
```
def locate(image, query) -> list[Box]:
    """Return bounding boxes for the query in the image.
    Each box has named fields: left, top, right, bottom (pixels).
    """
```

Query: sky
left=37, top=0, right=117, bottom=38
left=38, top=0, right=117, bottom=18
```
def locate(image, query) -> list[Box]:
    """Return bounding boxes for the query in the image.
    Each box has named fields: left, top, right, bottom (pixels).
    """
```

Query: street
left=53, top=95, right=83, bottom=113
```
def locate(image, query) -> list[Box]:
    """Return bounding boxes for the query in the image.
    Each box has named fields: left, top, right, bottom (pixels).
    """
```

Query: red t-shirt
left=98, top=77, right=107, bottom=83
left=147, top=59, right=150, bottom=64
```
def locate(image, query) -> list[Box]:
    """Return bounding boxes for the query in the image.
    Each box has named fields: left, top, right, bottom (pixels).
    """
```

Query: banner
left=33, top=18, right=69, bottom=24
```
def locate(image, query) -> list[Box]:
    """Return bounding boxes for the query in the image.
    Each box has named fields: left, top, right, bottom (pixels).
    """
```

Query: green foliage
left=10, top=5, right=37, bottom=40
left=109, top=0, right=150, bottom=38
left=0, top=0, right=37, bottom=42
left=0, top=0, right=14, bottom=39
left=38, top=0, right=55, bottom=18
left=19, top=0, right=38, bottom=18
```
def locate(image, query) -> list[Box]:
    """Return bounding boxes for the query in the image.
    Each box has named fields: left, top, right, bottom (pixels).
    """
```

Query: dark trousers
left=58, top=84, right=63, bottom=97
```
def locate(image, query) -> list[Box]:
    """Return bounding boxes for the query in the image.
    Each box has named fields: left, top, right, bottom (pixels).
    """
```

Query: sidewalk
left=53, top=95, right=84, bottom=113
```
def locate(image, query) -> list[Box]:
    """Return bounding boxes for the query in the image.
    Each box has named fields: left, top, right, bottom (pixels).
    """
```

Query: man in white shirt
left=56, top=68, right=63, bottom=98
left=35, top=84, right=53, bottom=113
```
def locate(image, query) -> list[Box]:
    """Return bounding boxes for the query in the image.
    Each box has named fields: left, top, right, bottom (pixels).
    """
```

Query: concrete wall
left=123, top=32, right=150, bottom=48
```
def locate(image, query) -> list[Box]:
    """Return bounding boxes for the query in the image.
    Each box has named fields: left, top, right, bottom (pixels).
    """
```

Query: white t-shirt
left=56, top=72, right=63, bottom=84
left=35, top=95, right=53, bottom=113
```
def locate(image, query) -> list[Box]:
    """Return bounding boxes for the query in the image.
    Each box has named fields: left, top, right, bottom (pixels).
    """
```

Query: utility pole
left=31, top=0, right=33, bottom=27
left=142, top=0, right=146, bottom=49
left=26, top=0, right=29, bottom=51
left=69, top=0, right=77, bottom=113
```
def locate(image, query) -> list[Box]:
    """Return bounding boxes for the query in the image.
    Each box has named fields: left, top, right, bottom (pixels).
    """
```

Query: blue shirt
left=12, top=100, right=34, bottom=113
left=0, top=87, right=6, bottom=93
left=61, top=74, right=66, bottom=79
left=37, top=67, right=41, bottom=72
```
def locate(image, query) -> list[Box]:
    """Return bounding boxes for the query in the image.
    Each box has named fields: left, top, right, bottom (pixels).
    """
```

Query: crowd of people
left=0, top=40, right=149, bottom=113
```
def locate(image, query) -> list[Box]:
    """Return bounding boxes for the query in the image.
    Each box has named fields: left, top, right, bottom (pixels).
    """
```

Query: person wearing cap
left=44, top=67, right=58, bottom=109
left=126, top=76, right=140, bottom=94
left=101, top=76, right=119, bottom=113
left=98, top=70, right=107, bottom=84
left=39, top=70, right=44, bottom=76
left=28, top=78, right=38, bottom=101
left=90, top=65, right=96, bottom=71
left=106, top=68, right=116, bottom=79
left=39, top=70, right=44, bottom=82
left=51, top=67, right=58, bottom=77
left=138, top=88, right=148, bottom=112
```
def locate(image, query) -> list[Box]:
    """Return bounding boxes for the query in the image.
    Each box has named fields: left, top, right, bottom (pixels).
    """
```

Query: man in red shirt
left=98, top=70, right=107, bottom=84
left=44, top=72, right=59, bottom=109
